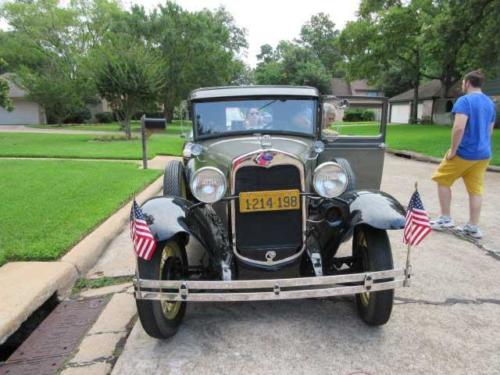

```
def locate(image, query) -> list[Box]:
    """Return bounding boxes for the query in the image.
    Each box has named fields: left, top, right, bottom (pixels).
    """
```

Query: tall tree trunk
left=163, top=101, right=174, bottom=124
left=124, top=114, right=131, bottom=140
left=410, top=76, right=419, bottom=124
left=410, top=51, right=420, bottom=125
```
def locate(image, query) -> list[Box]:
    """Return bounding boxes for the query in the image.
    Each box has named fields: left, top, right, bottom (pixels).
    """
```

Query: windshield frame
left=190, top=95, right=319, bottom=141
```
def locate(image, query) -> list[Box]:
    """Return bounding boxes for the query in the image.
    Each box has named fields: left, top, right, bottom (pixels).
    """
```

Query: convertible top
left=189, top=85, right=320, bottom=101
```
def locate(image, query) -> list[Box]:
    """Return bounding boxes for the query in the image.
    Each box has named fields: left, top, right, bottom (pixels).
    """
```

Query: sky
left=128, top=0, right=361, bottom=66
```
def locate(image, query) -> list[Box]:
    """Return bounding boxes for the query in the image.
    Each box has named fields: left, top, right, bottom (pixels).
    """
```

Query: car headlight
left=313, top=162, right=348, bottom=198
left=190, top=167, right=226, bottom=203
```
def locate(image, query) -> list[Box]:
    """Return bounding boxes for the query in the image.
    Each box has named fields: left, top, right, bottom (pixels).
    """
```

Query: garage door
left=390, top=103, right=410, bottom=123
left=0, top=100, right=41, bottom=125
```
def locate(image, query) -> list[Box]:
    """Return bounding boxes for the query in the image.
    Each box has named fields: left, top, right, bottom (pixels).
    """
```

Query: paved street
left=107, top=154, right=500, bottom=375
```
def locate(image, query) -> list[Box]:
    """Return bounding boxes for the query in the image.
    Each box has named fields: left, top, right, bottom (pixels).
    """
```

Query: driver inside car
left=244, top=107, right=264, bottom=129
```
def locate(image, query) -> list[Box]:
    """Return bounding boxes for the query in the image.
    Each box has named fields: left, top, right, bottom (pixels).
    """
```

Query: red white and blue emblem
left=254, top=151, right=275, bottom=166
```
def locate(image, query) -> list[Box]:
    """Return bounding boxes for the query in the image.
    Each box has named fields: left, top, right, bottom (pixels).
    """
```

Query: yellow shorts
left=432, top=155, right=490, bottom=195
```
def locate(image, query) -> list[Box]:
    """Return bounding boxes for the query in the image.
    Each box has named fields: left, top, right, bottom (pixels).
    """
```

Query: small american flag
left=403, top=190, right=432, bottom=246
left=130, top=199, right=157, bottom=260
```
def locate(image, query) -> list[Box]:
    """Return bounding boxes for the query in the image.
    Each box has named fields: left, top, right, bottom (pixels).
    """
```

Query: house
left=0, top=74, right=46, bottom=125
left=483, top=78, right=500, bottom=101
left=483, top=78, right=500, bottom=127
left=328, top=78, right=385, bottom=121
left=389, top=79, right=462, bottom=125
left=87, top=99, right=111, bottom=122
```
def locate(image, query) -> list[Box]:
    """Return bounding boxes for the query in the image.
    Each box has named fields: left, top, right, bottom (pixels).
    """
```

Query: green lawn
left=0, top=160, right=161, bottom=265
left=30, top=120, right=191, bottom=135
left=0, top=132, right=184, bottom=159
left=328, top=123, right=500, bottom=165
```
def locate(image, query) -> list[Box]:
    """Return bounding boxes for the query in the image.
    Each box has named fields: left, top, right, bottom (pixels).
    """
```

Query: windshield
left=193, top=98, right=317, bottom=138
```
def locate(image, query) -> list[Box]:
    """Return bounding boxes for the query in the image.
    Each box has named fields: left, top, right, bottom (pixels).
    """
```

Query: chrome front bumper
left=134, top=268, right=411, bottom=302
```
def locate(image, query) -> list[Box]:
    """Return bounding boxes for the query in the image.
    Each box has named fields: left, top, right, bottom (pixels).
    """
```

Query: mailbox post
left=140, top=114, right=148, bottom=170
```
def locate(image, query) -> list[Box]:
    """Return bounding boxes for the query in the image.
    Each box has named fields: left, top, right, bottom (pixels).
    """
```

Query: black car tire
left=353, top=224, right=394, bottom=326
left=163, top=160, right=187, bottom=197
left=136, top=239, right=188, bottom=339
left=335, top=157, right=356, bottom=191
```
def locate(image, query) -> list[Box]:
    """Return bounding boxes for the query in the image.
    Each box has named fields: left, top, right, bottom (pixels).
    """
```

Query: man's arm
left=447, top=113, right=468, bottom=160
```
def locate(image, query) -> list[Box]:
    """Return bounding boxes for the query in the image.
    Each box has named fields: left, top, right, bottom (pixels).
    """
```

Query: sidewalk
left=0, top=125, right=118, bottom=135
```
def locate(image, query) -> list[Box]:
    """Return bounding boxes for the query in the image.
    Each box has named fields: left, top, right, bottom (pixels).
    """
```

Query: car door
left=318, top=96, right=388, bottom=190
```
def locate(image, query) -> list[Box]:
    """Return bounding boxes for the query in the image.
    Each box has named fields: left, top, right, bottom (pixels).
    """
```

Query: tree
left=92, top=37, right=164, bottom=139
left=340, top=0, right=500, bottom=123
left=339, top=1, right=435, bottom=123
left=0, top=59, right=13, bottom=112
left=297, top=12, right=342, bottom=76
left=423, top=0, right=500, bottom=95
left=255, top=41, right=332, bottom=94
left=148, top=2, right=248, bottom=122
left=254, top=13, right=342, bottom=94
left=0, top=0, right=123, bottom=123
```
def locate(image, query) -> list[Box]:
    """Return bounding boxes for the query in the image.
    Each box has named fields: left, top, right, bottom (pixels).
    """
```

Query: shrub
left=47, top=107, right=91, bottom=124
left=63, top=108, right=92, bottom=124
left=343, top=109, right=375, bottom=122
left=420, top=115, right=432, bottom=125
left=92, top=134, right=138, bottom=142
left=363, top=110, right=375, bottom=121
left=95, top=111, right=115, bottom=123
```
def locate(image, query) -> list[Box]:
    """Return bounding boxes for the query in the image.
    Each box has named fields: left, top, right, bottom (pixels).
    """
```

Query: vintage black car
left=133, top=86, right=410, bottom=339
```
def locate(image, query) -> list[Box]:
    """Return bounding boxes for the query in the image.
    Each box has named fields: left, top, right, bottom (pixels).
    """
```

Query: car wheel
left=335, top=158, right=356, bottom=191
left=136, top=239, right=188, bottom=339
left=163, top=160, right=187, bottom=197
left=353, top=224, right=394, bottom=326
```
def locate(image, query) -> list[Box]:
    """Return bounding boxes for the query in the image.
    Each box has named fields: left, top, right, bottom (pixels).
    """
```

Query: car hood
left=197, top=135, right=315, bottom=171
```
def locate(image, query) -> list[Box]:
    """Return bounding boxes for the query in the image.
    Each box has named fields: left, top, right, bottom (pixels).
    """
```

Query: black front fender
left=141, top=197, right=190, bottom=244
left=313, top=190, right=405, bottom=253
left=342, top=190, right=406, bottom=230
left=141, top=197, right=231, bottom=274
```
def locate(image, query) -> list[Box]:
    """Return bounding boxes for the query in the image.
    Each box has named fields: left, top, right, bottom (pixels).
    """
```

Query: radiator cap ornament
left=265, top=251, right=277, bottom=262
left=260, top=134, right=272, bottom=148
left=254, top=151, right=275, bottom=167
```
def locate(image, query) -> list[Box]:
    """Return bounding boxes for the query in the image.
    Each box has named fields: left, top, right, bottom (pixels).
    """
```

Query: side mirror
left=338, top=99, right=349, bottom=109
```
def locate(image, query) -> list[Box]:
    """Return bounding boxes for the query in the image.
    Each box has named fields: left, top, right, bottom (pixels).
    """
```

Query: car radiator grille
left=234, top=164, right=303, bottom=262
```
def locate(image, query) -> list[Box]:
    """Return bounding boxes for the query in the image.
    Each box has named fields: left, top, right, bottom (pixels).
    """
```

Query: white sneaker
left=456, top=223, right=483, bottom=239
left=430, top=215, right=454, bottom=230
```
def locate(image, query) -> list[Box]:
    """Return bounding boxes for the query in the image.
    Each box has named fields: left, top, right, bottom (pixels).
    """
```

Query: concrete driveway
left=0, top=125, right=118, bottom=135
left=111, top=154, right=500, bottom=375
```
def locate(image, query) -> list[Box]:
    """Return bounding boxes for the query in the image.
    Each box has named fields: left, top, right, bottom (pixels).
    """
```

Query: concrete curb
left=0, top=262, right=78, bottom=345
left=386, top=148, right=500, bottom=173
left=0, top=175, right=163, bottom=346
left=61, top=175, right=164, bottom=276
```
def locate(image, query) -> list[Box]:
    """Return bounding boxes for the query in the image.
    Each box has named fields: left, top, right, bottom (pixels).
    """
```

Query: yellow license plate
left=239, top=189, right=300, bottom=213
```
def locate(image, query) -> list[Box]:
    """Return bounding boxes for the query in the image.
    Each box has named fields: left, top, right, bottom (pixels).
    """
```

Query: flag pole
left=404, top=182, right=418, bottom=287
left=404, top=243, right=412, bottom=287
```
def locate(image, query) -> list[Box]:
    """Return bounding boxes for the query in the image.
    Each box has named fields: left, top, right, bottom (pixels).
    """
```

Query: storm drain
left=0, top=297, right=108, bottom=375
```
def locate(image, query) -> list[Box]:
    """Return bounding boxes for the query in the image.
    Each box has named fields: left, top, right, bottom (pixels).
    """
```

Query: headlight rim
left=189, top=166, right=227, bottom=203
left=313, top=161, right=348, bottom=198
